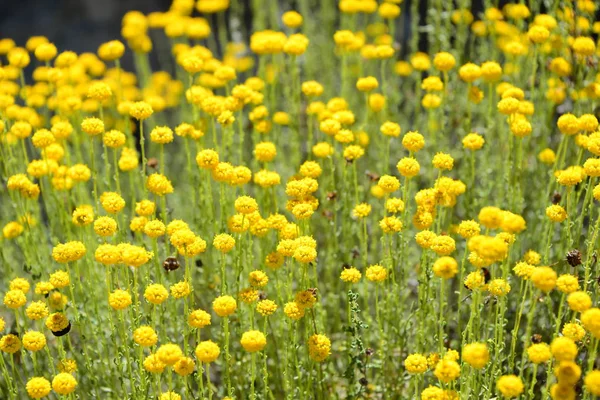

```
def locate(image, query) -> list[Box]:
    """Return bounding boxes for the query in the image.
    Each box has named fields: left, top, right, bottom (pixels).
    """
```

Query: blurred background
left=0, top=0, right=510, bottom=72
left=0, top=0, right=170, bottom=70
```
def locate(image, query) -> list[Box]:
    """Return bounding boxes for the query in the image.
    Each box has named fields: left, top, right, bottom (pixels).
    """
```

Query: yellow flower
left=240, top=330, right=267, bottom=352
left=496, top=375, right=524, bottom=398
left=195, top=341, right=220, bottom=363
left=308, top=334, right=331, bottom=362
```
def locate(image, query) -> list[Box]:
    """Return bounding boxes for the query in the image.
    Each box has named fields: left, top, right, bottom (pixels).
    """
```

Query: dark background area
left=0, top=0, right=170, bottom=70
left=0, top=0, right=516, bottom=71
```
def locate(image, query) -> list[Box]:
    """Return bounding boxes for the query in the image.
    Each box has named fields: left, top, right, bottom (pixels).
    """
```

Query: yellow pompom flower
left=567, top=291, right=592, bottom=312
left=434, top=359, right=460, bottom=382
left=22, top=330, right=47, bottom=352
left=3, top=289, right=26, bottom=309
left=240, top=330, right=267, bottom=352
left=133, top=326, right=158, bottom=347
left=188, top=309, right=211, bottom=328
left=195, top=341, right=220, bottom=363
left=531, top=266, right=557, bottom=293
left=432, top=152, right=454, bottom=170
left=146, top=174, right=174, bottom=196
left=496, top=375, right=524, bottom=398
left=308, top=334, right=331, bottom=362
left=52, top=373, right=77, bottom=395
left=365, top=264, right=388, bottom=282
left=404, top=353, right=428, bottom=374
left=213, top=295, right=237, bottom=317
left=109, top=289, right=132, bottom=310
left=550, top=337, right=578, bottom=362
left=527, top=343, right=551, bottom=364
left=26, top=377, right=51, bottom=399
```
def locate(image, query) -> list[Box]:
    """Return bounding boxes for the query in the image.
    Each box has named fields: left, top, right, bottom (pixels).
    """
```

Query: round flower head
left=235, top=196, right=259, bottom=214
left=356, top=76, right=378, bottom=92
left=551, top=337, right=578, bottom=362
left=144, top=353, right=166, bottom=373
left=189, top=309, right=211, bottom=328
left=546, top=205, right=567, bottom=223
left=3, top=289, right=26, bottom=309
left=340, top=267, right=362, bottom=283
left=94, top=216, right=118, bottom=237
left=432, top=257, right=458, bottom=279
left=582, top=308, right=600, bottom=338
left=213, top=295, right=237, bottom=317
left=562, top=323, right=586, bottom=342
left=98, top=40, right=125, bottom=61
left=402, top=131, right=425, bottom=152
left=144, top=284, right=169, bottom=305
left=32, top=129, right=55, bottom=148
left=397, top=157, right=420, bottom=178
left=170, top=281, right=191, bottom=299
left=52, top=373, right=77, bottom=395
left=57, top=359, right=77, bottom=374
left=133, top=326, right=158, bottom=347
left=23, top=330, right=46, bottom=352
left=72, top=206, right=94, bottom=226
left=462, top=133, right=485, bottom=150
left=585, top=370, right=600, bottom=396
left=567, top=291, right=592, bottom=312
left=52, top=241, right=86, bottom=263
left=433, top=52, right=456, bottom=72
left=282, top=10, right=303, bottom=28
left=26, top=301, right=49, bottom=320
left=556, top=274, right=579, bottom=294
left=144, top=220, right=166, bottom=238
left=431, top=235, right=456, bottom=256
left=240, top=330, right=267, bottom=352
left=26, top=377, right=51, bottom=399
left=283, top=301, right=305, bottom=320
left=130, top=101, right=153, bottom=120
left=366, top=264, right=388, bottom=282
left=109, top=289, right=132, bottom=310
left=380, top=121, right=401, bottom=137
left=100, top=192, right=125, bottom=214
left=256, top=299, right=278, bottom=317
left=157, top=343, right=183, bottom=365
left=0, top=334, right=21, bottom=353
left=404, top=353, right=428, bottom=374
left=308, top=334, right=331, bottom=362
left=81, top=117, right=104, bottom=136
left=378, top=175, right=400, bottom=193
left=249, top=270, right=269, bottom=288
left=213, top=233, right=235, bottom=253
left=432, top=152, right=454, bottom=170
left=488, top=279, right=511, bottom=296
left=352, top=203, right=371, bottom=218
left=557, top=114, right=580, bottom=136
left=527, top=25, right=550, bottom=44
left=195, top=340, right=220, bottom=363
left=173, top=357, right=195, bottom=377
left=150, top=126, right=174, bottom=144
left=531, top=266, right=557, bottom=292
left=146, top=174, right=174, bottom=196
left=45, top=313, right=69, bottom=333
left=458, top=63, right=481, bottom=82
left=434, top=359, right=460, bottom=382
left=464, top=271, right=485, bottom=290
left=572, top=36, right=596, bottom=57
left=496, top=375, right=524, bottom=398
left=527, top=343, right=551, bottom=364
left=481, top=61, right=502, bottom=82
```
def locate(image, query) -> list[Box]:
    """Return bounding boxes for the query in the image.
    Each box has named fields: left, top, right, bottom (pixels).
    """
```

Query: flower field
left=2, top=0, right=600, bottom=398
